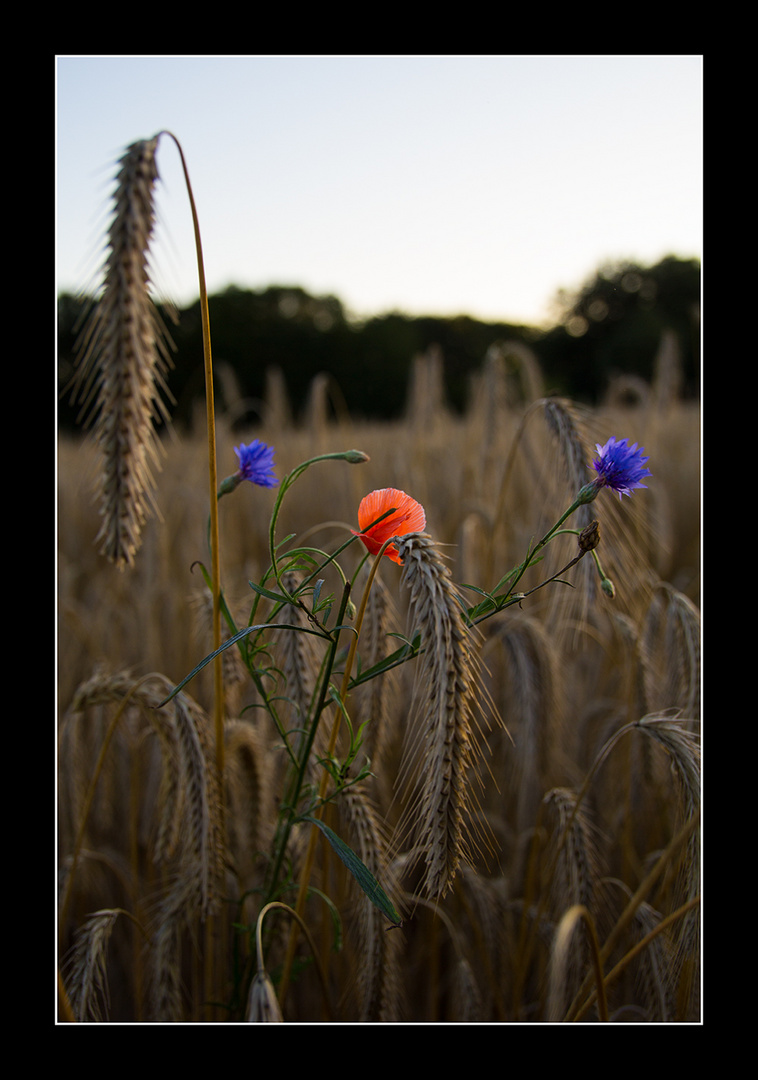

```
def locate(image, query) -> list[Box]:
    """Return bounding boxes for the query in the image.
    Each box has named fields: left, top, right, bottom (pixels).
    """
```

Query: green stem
left=505, top=495, right=586, bottom=600
left=264, top=582, right=353, bottom=903
left=278, top=537, right=394, bottom=1003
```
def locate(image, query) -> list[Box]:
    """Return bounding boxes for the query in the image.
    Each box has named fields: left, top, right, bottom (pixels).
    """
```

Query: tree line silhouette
left=57, top=254, right=700, bottom=432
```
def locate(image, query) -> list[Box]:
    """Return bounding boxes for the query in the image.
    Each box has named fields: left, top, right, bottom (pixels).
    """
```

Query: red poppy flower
left=352, top=488, right=426, bottom=565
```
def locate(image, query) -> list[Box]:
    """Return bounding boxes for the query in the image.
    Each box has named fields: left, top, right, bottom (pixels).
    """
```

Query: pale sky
left=55, top=55, right=702, bottom=328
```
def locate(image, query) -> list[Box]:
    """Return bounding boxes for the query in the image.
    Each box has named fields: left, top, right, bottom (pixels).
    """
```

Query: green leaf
left=155, top=622, right=328, bottom=707
left=247, top=580, right=300, bottom=605
left=347, top=633, right=420, bottom=688
left=303, top=816, right=402, bottom=928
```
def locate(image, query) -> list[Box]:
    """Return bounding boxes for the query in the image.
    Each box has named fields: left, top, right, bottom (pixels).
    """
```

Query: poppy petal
left=353, top=488, right=426, bottom=563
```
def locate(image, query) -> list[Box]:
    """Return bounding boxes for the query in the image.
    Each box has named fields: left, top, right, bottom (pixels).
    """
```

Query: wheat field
left=56, top=134, right=700, bottom=1024
left=57, top=358, right=701, bottom=1023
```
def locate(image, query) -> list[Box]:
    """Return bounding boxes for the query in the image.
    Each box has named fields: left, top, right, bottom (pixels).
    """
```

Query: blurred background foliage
left=57, top=254, right=700, bottom=431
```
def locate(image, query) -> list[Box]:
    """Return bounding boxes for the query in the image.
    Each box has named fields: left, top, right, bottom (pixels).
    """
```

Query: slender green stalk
left=262, top=583, right=353, bottom=929
left=278, top=537, right=394, bottom=1003
left=502, top=494, right=588, bottom=601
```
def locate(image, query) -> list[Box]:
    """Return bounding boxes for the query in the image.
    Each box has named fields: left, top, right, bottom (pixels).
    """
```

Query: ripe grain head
left=390, top=532, right=501, bottom=900
left=68, top=137, right=175, bottom=570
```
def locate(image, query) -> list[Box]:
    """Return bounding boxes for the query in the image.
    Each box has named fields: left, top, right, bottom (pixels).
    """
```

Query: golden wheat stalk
left=391, top=532, right=497, bottom=900
left=70, top=137, right=174, bottom=570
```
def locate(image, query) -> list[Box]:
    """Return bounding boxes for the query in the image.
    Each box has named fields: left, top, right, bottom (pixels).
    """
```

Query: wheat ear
left=70, top=137, right=175, bottom=570
left=641, top=583, right=701, bottom=721
left=338, top=783, right=404, bottom=1021
left=635, top=714, right=701, bottom=968
left=391, top=532, right=497, bottom=900
left=60, top=671, right=225, bottom=927
left=63, top=908, right=123, bottom=1022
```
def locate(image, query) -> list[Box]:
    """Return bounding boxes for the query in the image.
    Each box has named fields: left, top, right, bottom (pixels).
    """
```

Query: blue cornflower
left=234, top=440, right=279, bottom=488
left=591, top=437, right=652, bottom=499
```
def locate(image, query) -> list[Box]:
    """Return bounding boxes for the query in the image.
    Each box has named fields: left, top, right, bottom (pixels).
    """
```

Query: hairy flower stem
left=266, top=580, right=353, bottom=1003
left=507, top=495, right=586, bottom=598
left=267, top=452, right=369, bottom=593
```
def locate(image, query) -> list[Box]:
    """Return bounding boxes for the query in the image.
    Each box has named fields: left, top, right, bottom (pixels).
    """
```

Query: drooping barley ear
left=541, top=397, right=590, bottom=498
left=406, top=345, right=449, bottom=432
left=652, top=327, right=683, bottom=412
left=542, top=788, right=601, bottom=1011
left=352, top=573, right=399, bottom=788
left=148, top=913, right=184, bottom=1022
left=485, top=614, right=559, bottom=834
left=304, top=372, right=331, bottom=444
left=491, top=340, right=545, bottom=408
left=641, top=583, right=701, bottom=722
left=540, top=398, right=598, bottom=620
left=391, top=533, right=499, bottom=900
left=337, top=783, right=404, bottom=1022
left=471, top=346, right=508, bottom=456
left=63, top=908, right=124, bottom=1022
left=60, top=671, right=226, bottom=936
left=455, top=865, right=509, bottom=1019
left=276, top=572, right=322, bottom=761
left=630, top=898, right=678, bottom=1022
left=634, top=714, right=700, bottom=998
left=546, top=903, right=606, bottom=1022
left=450, top=956, right=485, bottom=1022
left=492, top=396, right=595, bottom=620
left=70, top=136, right=175, bottom=570
left=149, top=678, right=227, bottom=1022
left=263, top=365, right=293, bottom=431
left=224, top=718, right=277, bottom=887
left=246, top=968, right=285, bottom=1022
left=543, top=787, right=600, bottom=913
